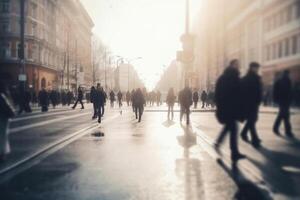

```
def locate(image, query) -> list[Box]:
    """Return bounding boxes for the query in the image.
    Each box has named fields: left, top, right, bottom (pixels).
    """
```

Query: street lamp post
left=19, top=0, right=26, bottom=91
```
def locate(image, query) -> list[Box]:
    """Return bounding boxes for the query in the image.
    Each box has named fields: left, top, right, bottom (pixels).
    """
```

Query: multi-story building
left=0, top=0, right=94, bottom=92
left=192, top=0, right=300, bottom=91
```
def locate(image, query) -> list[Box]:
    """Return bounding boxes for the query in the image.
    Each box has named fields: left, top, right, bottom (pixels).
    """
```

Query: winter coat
left=179, top=87, right=193, bottom=107
left=273, top=76, right=293, bottom=106
left=193, top=92, right=199, bottom=102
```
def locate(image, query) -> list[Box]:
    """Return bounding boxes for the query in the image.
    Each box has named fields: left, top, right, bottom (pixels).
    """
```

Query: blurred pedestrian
left=207, top=91, right=215, bottom=108
left=134, top=88, right=145, bottom=122
left=126, top=91, right=131, bottom=106
left=67, top=90, right=73, bottom=106
left=117, top=91, right=123, bottom=108
left=61, top=90, right=67, bottom=106
left=156, top=90, right=162, bottom=106
left=72, top=87, right=84, bottom=109
left=200, top=90, right=207, bottom=108
left=109, top=90, right=115, bottom=108
left=90, top=86, right=97, bottom=119
left=49, top=90, right=58, bottom=109
left=240, top=62, right=262, bottom=148
left=179, top=86, right=193, bottom=125
left=273, top=70, right=294, bottom=138
left=38, top=88, right=49, bottom=112
left=0, top=81, right=15, bottom=161
left=214, top=59, right=245, bottom=162
left=95, top=85, right=106, bottom=123
left=193, top=90, right=199, bottom=109
left=166, top=88, right=176, bottom=120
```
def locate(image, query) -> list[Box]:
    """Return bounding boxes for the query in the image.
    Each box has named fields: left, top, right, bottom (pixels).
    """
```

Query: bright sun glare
left=80, top=0, right=201, bottom=90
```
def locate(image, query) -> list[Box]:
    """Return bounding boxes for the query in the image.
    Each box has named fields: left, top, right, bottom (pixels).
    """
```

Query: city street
left=0, top=103, right=299, bottom=200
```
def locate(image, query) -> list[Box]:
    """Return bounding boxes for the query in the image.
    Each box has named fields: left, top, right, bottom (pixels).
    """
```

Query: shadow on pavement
left=162, top=120, right=175, bottom=128
left=217, top=159, right=272, bottom=200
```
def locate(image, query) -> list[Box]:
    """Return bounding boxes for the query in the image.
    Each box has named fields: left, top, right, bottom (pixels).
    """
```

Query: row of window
left=265, top=33, right=300, bottom=61
left=264, top=2, right=300, bottom=33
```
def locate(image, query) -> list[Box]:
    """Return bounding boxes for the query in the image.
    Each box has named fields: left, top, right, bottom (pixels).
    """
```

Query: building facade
left=192, top=0, right=300, bottom=91
left=0, top=0, right=94, bottom=92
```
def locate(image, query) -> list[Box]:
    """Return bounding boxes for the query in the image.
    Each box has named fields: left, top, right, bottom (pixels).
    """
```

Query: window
left=31, top=3, right=37, bottom=18
left=287, top=5, right=293, bottom=22
left=284, top=38, right=290, bottom=56
left=0, top=42, right=10, bottom=59
left=292, top=35, right=297, bottom=55
left=297, top=2, right=300, bottom=18
left=31, top=22, right=37, bottom=36
left=278, top=41, right=283, bottom=58
left=0, top=0, right=9, bottom=13
left=273, top=43, right=277, bottom=59
left=0, top=20, right=10, bottom=33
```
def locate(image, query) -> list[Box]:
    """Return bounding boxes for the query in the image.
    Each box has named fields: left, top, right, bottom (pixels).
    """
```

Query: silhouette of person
left=126, top=91, right=131, bottom=106
left=166, top=87, right=176, bottom=120
left=214, top=59, right=246, bottom=162
left=95, top=84, right=106, bottom=123
left=240, top=62, right=262, bottom=148
left=66, top=90, right=73, bottom=106
left=200, top=90, right=207, bottom=108
left=72, top=86, right=84, bottom=109
left=117, top=91, right=123, bottom=108
left=18, top=85, right=32, bottom=114
left=90, top=86, right=97, bottom=119
left=192, top=90, right=199, bottom=109
left=273, top=70, right=294, bottom=138
left=38, top=87, right=49, bottom=112
left=156, top=90, right=162, bottom=106
left=179, top=86, right=193, bottom=125
left=134, top=88, right=145, bottom=122
left=109, top=90, right=115, bottom=108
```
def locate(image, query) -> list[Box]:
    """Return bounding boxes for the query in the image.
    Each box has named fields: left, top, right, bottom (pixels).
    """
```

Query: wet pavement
left=0, top=104, right=299, bottom=199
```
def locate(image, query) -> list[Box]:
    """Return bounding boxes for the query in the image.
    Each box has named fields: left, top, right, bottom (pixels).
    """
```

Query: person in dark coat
left=193, top=90, right=199, bottom=109
left=94, top=85, right=106, bottom=123
left=38, top=88, right=49, bottom=112
left=90, top=86, right=97, bottom=119
left=49, top=90, right=58, bottom=109
left=134, top=88, right=145, bottom=122
left=214, top=59, right=245, bottom=162
left=109, top=90, right=115, bottom=108
left=117, top=91, right=123, bottom=108
left=240, top=62, right=262, bottom=148
left=166, top=88, right=176, bottom=120
left=61, top=90, right=67, bottom=106
left=72, top=87, right=84, bottom=109
left=200, top=90, right=207, bottom=108
left=126, top=91, right=131, bottom=106
left=273, top=70, right=294, bottom=137
left=207, top=91, right=215, bottom=108
left=179, top=86, right=193, bottom=125
left=18, top=86, right=32, bottom=114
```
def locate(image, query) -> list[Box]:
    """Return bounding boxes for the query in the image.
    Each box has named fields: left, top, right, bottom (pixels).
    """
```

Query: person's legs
left=240, top=120, right=250, bottom=141
left=80, top=100, right=84, bottom=109
left=72, top=99, right=78, bottom=109
left=93, top=103, right=98, bottom=118
left=171, top=105, right=174, bottom=120
left=273, top=106, right=283, bottom=134
left=249, top=119, right=261, bottom=146
left=202, top=101, right=204, bottom=108
left=101, top=105, right=105, bottom=117
left=138, top=106, right=142, bottom=122
left=186, top=107, right=190, bottom=125
left=97, top=106, right=101, bottom=123
left=282, top=105, right=293, bottom=136
left=167, top=105, right=170, bottom=119
left=135, top=106, right=138, bottom=119
left=180, top=106, right=184, bottom=122
left=228, top=121, right=239, bottom=156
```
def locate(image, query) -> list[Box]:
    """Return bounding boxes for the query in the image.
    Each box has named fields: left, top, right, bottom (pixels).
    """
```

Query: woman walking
left=166, top=88, right=176, bottom=120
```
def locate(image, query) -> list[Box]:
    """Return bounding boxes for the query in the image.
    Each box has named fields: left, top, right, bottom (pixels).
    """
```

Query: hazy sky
left=80, top=0, right=187, bottom=90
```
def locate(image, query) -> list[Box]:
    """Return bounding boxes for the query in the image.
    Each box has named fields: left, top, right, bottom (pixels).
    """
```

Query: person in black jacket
left=90, top=86, right=97, bottom=119
left=273, top=70, right=294, bottom=138
left=38, top=88, right=49, bottom=112
left=240, top=62, right=262, bottom=148
left=179, top=86, right=193, bottom=125
left=109, top=90, right=115, bottom=108
left=193, top=90, right=199, bottom=109
left=214, top=59, right=245, bottom=162
left=117, top=91, right=123, bottom=108
left=166, top=88, right=176, bottom=120
left=200, top=90, right=207, bottom=108
left=72, top=87, right=84, bottom=109
left=94, top=85, right=106, bottom=123
left=134, top=88, right=145, bottom=122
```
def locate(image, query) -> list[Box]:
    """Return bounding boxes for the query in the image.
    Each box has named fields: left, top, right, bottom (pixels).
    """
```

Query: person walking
left=193, top=90, right=199, bottom=109
left=214, top=59, right=245, bottom=162
left=200, top=90, right=208, bottom=108
left=95, top=85, right=106, bottom=123
left=240, top=62, right=262, bottom=148
left=72, top=87, right=84, bottom=109
left=126, top=91, right=131, bottom=106
left=207, top=91, right=215, bottom=108
left=49, top=90, right=58, bottom=109
left=90, top=86, right=97, bottom=119
left=109, top=90, right=115, bottom=108
left=134, top=88, right=145, bottom=122
left=179, top=86, right=193, bottom=125
left=156, top=90, right=162, bottom=106
left=117, top=91, right=123, bottom=108
left=38, top=88, right=49, bottom=112
left=166, top=88, right=176, bottom=120
left=273, top=70, right=294, bottom=138
left=0, top=81, right=15, bottom=161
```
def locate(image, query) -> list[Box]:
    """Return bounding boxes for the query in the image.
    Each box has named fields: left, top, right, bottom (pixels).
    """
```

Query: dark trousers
left=273, top=105, right=292, bottom=134
left=202, top=101, right=205, bottom=108
left=180, top=106, right=190, bottom=125
left=216, top=121, right=239, bottom=156
left=100, top=105, right=105, bottom=116
left=135, top=105, right=143, bottom=122
left=241, top=119, right=260, bottom=143
left=18, top=102, right=32, bottom=114
left=73, top=99, right=84, bottom=109
left=194, top=101, right=198, bottom=109
left=168, top=105, right=174, bottom=120
left=93, top=102, right=97, bottom=117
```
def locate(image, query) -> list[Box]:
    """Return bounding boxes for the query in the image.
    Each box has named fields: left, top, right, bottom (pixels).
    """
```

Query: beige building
left=192, top=0, right=300, bottom=91
left=0, top=0, right=94, bottom=92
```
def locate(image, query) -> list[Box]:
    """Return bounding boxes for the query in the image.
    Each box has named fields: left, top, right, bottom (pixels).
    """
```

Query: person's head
left=229, top=59, right=239, bottom=70
left=97, top=83, right=101, bottom=88
left=249, top=62, right=260, bottom=74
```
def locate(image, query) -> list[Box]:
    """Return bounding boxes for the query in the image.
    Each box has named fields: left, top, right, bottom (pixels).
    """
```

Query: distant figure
left=273, top=70, right=294, bottom=138
left=109, top=90, right=115, bottom=108
left=134, top=88, right=145, bottom=122
left=66, top=90, right=73, bottom=106
left=126, top=91, right=131, bottom=106
left=95, top=85, right=106, bottom=123
left=117, top=91, right=123, bottom=108
left=49, top=90, right=58, bottom=109
left=214, top=59, right=245, bottom=162
left=18, top=86, right=32, bottom=114
left=179, top=86, right=193, bottom=125
left=0, top=81, right=15, bottom=161
left=90, top=86, right=97, bottom=119
left=61, top=90, right=67, bottom=106
left=207, top=91, right=215, bottom=108
left=72, top=87, right=84, bottom=109
left=193, top=90, right=199, bottom=109
left=200, top=90, right=208, bottom=108
left=156, top=90, right=162, bottom=106
left=240, top=62, right=262, bottom=148
left=166, top=88, right=176, bottom=120
left=38, top=88, right=49, bottom=112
